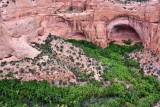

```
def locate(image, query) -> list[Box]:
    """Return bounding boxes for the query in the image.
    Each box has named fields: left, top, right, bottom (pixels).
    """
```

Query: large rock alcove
left=106, top=17, right=148, bottom=46
left=109, top=24, right=141, bottom=44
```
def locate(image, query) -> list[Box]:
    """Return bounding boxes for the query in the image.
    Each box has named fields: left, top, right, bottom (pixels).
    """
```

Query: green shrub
left=123, top=39, right=132, bottom=45
left=106, top=83, right=125, bottom=97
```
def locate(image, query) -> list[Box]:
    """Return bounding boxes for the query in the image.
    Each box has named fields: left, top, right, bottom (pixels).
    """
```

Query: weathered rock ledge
left=1, top=0, right=160, bottom=60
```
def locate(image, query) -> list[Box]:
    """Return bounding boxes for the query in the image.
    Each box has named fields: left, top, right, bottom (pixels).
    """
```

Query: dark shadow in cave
left=109, top=24, right=141, bottom=44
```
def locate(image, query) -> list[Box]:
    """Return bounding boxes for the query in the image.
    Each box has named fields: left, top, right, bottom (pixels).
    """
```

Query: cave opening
left=109, top=24, right=141, bottom=45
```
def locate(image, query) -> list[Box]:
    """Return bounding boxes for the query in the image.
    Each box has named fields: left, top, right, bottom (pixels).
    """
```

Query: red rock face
left=0, top=0, right=160, bottom=60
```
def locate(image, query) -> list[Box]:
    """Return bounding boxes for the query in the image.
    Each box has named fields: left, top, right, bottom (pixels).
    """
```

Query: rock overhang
left=0, top=0, right=160, bottom=60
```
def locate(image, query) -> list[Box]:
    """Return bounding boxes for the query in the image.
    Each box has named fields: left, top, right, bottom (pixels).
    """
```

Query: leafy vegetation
left=123, top=39, right=132, bottom=45
left=0, top=36, right=159, bottom=107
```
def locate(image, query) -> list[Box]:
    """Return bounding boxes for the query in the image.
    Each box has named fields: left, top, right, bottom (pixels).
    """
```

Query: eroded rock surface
left=0, top=0, right=160, bottom=60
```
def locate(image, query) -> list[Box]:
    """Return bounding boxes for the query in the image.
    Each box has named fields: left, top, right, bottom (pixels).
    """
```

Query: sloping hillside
left=0, top=35, right=104, bottom=86
left=0, top=35, right=160, bottom=107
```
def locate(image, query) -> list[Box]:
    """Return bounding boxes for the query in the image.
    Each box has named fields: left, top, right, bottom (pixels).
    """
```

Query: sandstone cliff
left=0, top=0, right=160, bottom=60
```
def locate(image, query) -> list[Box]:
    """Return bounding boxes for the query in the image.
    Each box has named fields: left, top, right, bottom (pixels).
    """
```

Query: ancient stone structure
left=0, top=0, right=160, bottom=60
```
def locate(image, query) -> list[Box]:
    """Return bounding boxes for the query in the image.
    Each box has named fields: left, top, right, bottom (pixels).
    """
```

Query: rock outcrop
left=0, top=0, right=160, bottom=60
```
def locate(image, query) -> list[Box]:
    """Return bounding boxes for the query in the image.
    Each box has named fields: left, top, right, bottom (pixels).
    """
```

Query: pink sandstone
left=0, top=0, right=160, bottom=60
